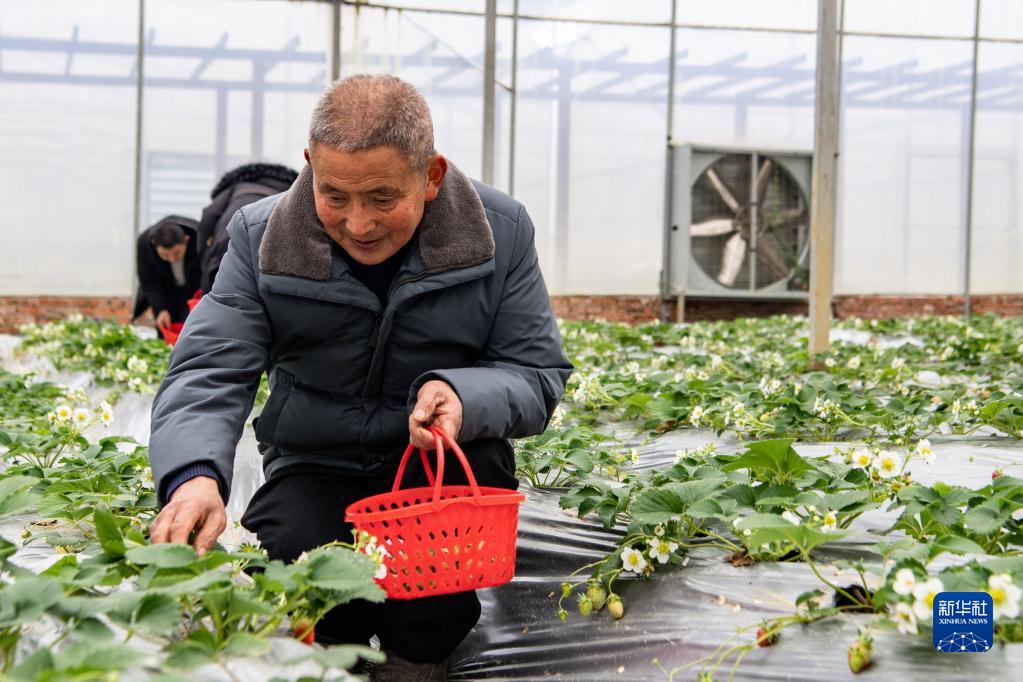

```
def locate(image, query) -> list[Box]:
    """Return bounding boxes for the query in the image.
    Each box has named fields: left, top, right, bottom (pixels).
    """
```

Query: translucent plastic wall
left=0, top=0, right=138, bottom=296
left=1, top=0, right=1022, bottom=301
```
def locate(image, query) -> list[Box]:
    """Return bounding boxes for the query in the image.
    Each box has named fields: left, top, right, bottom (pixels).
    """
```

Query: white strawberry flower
left=55, top=404, right=72, bottom=421
left=852, top=448, right=874, bottom=469
left=951, top=399, right=962, bottom=418
left=72, top=408, right=90, bottom=427
left=689, top=405, right=704, bottom=427
left=674, top=449, right=686, bottom=465
left=621, top=547, right=648, bottom=574
left=550, top=405, right=566, bottom=427
left=891, top=357, right=906, bottom=370
left=100, top=408, right=113, bottom=427
left=629, top=449, right=640, bottom=465
left=914, top=439, right=934, bottom=465
left=126, top=356, right=148, bottom=373
left=876, top=450, right=902, bottom=479
left=893, top=601, right=918, bottom=635
left=912, top=577, right=944, bottom=620
left=647, top=538, right=679, bottom=564
left=820, top=511, right=838, bottom=533
left=128, top=377, right=143, bottom=392
left=114, top=368, right=129, bottom=382
left=988, top=573, right=1022, bottom=620
left=653, top=525, right=665, bottom=537
left=893, top=568, right=917, bottom=596
left=824, top=357, right=836, bottom=368
left=847, top=355, right=861, bottom=370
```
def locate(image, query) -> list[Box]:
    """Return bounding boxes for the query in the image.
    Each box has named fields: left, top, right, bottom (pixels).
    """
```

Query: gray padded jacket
left=149, top=163, right=573, bottom=505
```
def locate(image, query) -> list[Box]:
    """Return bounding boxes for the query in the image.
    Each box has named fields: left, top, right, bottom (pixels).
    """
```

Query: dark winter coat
left=197, top=164, right=297, bottom=294
left=149, top=163, right=573, bottom=505
left=132, top=216, right=201, bottom=322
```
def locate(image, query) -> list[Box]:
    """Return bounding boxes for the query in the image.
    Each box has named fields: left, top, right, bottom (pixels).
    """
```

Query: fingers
left=192, top=505, right=227, bottom=557
left=168, top=506, right=202, bottom=545
left=148, top=477, right=226, bottom=556
left=409, top=381, right=463, bottom=449
left=411, top=387, right=446, bottom=425
left=149, top=508, right=172, bottom=544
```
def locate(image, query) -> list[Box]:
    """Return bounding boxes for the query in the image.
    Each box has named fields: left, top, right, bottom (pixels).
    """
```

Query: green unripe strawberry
left=848, top=637, right=872, bottom=673
left=577, top=595, right=593, bottom=617
left=586, top=583, right=608, bottom=611
left=607, top=594, right=624, bottom=620
left=561, top=582, right=573, bottom=599
left=558, top=607, right=568, bottom=622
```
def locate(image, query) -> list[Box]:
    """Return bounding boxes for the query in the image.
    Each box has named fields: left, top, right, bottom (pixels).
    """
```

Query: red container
left=345, top=426, right=525, bottom=600
left=158, top=322, right=184, bottom=345
left=186, top=289, right=202, bottom=312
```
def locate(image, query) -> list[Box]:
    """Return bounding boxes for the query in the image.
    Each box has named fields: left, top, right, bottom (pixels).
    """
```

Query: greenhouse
left=2, top=1, right=1023, bottom=680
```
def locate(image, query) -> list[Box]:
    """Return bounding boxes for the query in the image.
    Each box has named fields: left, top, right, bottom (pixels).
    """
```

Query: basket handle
left=391, top=442, right=441, bottom=492
left=428, top=426, right=483, bottom=501
left=389, top=427, right=484, bottom=506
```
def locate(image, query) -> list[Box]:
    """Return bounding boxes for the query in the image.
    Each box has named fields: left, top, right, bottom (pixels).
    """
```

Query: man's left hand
left=409, top=380, right=462, bottom=450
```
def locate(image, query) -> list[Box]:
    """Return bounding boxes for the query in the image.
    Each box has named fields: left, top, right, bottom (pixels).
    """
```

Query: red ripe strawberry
left=756, top=627, right=779, bottom=647
left=292, top=618, right=315, bottom=645
left=993, top=469, right=1004, bottom=480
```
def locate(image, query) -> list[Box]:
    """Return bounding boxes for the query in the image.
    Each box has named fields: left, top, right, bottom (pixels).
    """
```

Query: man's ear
left=424, top=154, right=448, bottom=202
left=304, top=147, right=312, bottom=165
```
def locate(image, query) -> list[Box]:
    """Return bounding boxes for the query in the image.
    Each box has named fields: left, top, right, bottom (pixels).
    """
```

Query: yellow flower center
left=990, top=587, right=1006, bottom=605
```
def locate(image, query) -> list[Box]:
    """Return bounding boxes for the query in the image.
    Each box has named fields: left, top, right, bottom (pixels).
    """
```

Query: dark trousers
left=240, top=438, right=519, bottom=663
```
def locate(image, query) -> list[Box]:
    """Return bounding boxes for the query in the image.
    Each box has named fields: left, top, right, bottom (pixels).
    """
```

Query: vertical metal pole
left=331, top=0, right=342, bottom=81
left=251, top=61, right=265, bottom=159
left=808, top=0, right=840, bottom=363
left=215, top=88, right=227, bottom=178
left=482, top=0, right=497, bottom=185
left=508, top=0, right=519, bottom=196
left=130, top=0, right=145, bottom=310
left=749, top=151, right=758, bottom=292
left=554, top=66, right=572, bottom=293
left=660, top=0, right=679, bottom=322
left=963, top=0, right=981, bottom=321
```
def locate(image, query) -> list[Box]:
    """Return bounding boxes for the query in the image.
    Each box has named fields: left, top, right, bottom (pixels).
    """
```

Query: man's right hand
left=149, top=476, right=226, bottom=557
left=155, top=310, right=172, bottom=329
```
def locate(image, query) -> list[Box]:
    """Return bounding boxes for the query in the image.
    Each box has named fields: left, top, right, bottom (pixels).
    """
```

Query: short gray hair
left=308, top=74, right=435, bottom=173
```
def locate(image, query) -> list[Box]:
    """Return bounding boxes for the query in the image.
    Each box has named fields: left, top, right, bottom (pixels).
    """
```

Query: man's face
left=305, top=144, right=446, bottom=265
left=155, top=237, right=188, bottom=263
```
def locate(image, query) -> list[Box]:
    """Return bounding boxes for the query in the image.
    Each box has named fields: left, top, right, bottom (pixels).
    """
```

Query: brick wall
left=3, top=293, right=1023, bottom=333
left=0, top=296, right=133, bottom=333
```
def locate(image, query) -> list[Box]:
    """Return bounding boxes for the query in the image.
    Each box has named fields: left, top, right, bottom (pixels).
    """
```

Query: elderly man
left=147, top=74, right=572, bottom=679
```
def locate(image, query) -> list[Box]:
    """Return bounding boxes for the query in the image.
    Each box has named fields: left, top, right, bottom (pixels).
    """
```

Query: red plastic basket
left=186, top=289, right=202, bottom=312
left=345, top=426, right=525, bottom=600
left=158, top=322, right=184, bottom=346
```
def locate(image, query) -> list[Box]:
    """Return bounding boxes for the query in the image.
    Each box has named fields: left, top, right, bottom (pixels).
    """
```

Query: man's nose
left=344, top=203, right=374, bottom=237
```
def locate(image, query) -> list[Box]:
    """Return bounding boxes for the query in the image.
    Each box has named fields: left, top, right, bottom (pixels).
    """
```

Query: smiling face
left=305, top=144, right=447, bottom=265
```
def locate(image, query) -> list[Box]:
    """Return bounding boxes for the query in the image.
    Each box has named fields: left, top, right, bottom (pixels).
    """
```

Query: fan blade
left=690, top=218, right=735, bottom=237
left=756, top=229, right=791, bottom=279
left=706, top=168, right=742, bottom=215
left=717, top=233, right=747, bottom=287
left=755, top=159, right=773, bottom=205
